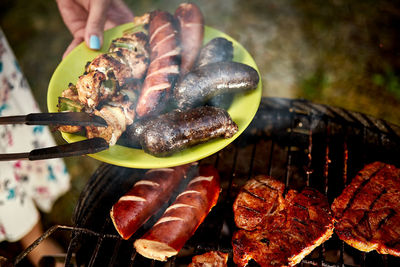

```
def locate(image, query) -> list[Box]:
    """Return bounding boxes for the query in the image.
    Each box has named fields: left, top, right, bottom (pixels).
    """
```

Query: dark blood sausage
left=134, top=164, right=221, bottom=261
left=195, top=37, right=235, bottom=110
left=174, top=3, right=204, bottom=77
left=194, top=37, right=234, bottom=69
left=110, top=164, right=193, bottom=240
left=136, top=11, right=181, bottom=118
left=174, top=61, right=259, bottom=110
left=126, top=106, right=238, bottom=157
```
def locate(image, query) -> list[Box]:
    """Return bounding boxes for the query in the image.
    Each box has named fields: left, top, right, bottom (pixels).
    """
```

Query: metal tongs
left=0, top=112, right=109, bottom=161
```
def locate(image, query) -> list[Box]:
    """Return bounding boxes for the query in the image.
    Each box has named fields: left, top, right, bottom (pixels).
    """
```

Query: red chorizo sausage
left=110, top=163, right=194, bottom=240
left=174, top=3, right=204, bottom=77
left=134, top=164, right=221, bottom=261
left=135, top=11, right=181, bottom=118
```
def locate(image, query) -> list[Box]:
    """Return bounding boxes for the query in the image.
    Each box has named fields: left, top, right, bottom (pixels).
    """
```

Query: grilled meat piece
left=86, top=53, right=133, bottom=87
left=232, top=178, right=335, bottom=267
left=174, top=61, right=259, bottom=110
left=194, top=37, right=235, bottom=110
left=189, top=251, right=229, bottom=267
left=194, top=37, right=233, bottom=69
left=134, top=165, right=221, bottom=261
left=174, top=2, right=204, bottom=77
left=76, top=70, right=117, bottom=108
left=331, top=161, right=400, bottom=256
left=124, top=106, right=238, bottom=156
left=233, top=176, right=286, bottom=231
left=57, top=84, right=84, bottom=133
left=110, top=164, right=193, bottom=240
left=135, top=10, right=181, bottom=118
left=86, top=105, right=128, bottom=145
left=60, top=83, right=80, bottom=103
left=108, top=31, right=150, bottom=81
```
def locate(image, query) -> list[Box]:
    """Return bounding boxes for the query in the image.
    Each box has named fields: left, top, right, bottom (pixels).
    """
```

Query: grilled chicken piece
left=232, top=177, right=335, bottom=267
left=108, top=31, right=150, bottom=81
left=76, top=70, right=117, bottom=108
left=61, top=83, right=80, bottom=103
left=189, top=251, right=229, bottom=267
left=86, top=105, right=128, bottom=145
left=86, top=53, right=134, bottom=87
left=331, top=161, right=400, bottom=256
left=233, top=176, right=286, bottom=231
left=78, top=31, right=149, bottom=109
left=57, top=84, right=84, bottom=133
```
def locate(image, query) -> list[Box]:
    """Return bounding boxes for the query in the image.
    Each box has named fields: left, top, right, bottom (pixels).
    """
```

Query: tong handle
left=0, top=138, right=109, bottom=161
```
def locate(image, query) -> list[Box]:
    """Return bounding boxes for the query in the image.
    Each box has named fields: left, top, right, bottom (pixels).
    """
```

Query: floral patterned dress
left=0, top=28, right=70, bottom=242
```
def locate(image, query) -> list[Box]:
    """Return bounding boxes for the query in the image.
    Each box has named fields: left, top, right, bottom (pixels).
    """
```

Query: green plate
left=47, top=23, right=262, bottom=169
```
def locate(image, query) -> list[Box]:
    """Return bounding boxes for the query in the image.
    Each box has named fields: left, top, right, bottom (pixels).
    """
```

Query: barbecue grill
left=10, top=97, right=400, bottom=267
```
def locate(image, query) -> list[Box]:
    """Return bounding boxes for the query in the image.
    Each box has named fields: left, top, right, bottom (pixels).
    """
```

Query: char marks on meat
left=108, top=31, right=150, bottom=81
left=134, top=165, right=221, bottom=261
left=189, top=251, right=228, bottom=267
left=232, top=176, right=335, bottom=267
left=331, top=161, right=400, bottom=256
left=233, top=176, right=286, bottom=231
left=136, top=10, right=181, bottom=118
left=110, top=164, right=193, bottom=240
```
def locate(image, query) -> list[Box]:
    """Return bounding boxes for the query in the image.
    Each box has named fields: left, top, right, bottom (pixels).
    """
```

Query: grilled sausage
left=125, top=106, right=238, bottom=156
left=134, top=164, right=221, bottom=261
left=194, top=37, right=235, bottom=109
left=174, top=3, right=204, bottom=77
left=174, top=61, right=259, bottom=110
left=136, top=11, right=181, bottom=118
left=194, top=37, right=233, bottom=69
left=110, top=164, right=193, bottom=240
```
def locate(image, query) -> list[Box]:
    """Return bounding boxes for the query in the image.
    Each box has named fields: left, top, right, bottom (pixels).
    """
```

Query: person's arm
left=56, top=0, right=134, bottom=58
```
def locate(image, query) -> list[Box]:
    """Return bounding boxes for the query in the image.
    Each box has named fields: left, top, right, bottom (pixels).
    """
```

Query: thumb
left=84, top=0, right=111, bottom=50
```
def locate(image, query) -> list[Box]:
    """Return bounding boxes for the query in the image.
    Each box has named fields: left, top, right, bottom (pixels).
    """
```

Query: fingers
left=63, top=37, right=84, bottom=59
left=84, top=0, right=112, bottom=50
left=107, top=0, right=134, bottom=27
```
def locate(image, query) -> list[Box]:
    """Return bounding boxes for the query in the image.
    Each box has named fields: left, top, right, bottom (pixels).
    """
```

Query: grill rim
left=10, top=97, right=400, bottom=267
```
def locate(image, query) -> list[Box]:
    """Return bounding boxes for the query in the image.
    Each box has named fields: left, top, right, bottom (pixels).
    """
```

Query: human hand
left=56, top=0, right=134, bottom=58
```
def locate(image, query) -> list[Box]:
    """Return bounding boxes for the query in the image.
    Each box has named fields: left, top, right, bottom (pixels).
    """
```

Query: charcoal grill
left=11, top=97, right=400, bottom=267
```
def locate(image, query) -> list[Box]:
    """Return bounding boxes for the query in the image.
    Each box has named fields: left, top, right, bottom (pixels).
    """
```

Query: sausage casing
left=174, top=3, right=204, bottom=76
left=110, top=164, right=193, bottom=240
left=194, top=37, right=233, bottom=69
left=134, top=164, right=221, bottom=261
left=174, top=61, right=259, bottom=109
left=128, top=106, right=238, bottom=156
left=194, top=37, right=234, bottom=109
left=136, top=11, right=181, bottom=118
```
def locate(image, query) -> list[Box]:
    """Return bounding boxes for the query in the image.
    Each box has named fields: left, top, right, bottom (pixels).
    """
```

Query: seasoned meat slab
left=232, top=177, right=334, bottom=267
left=331, top=161, right=400, bottom=256
left=188, top=251, right=228, bottom=267
left=233, top=176, right=286, bottom=231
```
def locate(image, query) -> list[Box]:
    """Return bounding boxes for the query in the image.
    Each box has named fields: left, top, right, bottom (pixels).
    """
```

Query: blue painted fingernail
left=89, top=35, right=101, bottom=50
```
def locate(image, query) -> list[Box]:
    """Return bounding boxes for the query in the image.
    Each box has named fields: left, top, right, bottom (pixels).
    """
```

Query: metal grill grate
left=12, top=98, right=400, bottom=267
